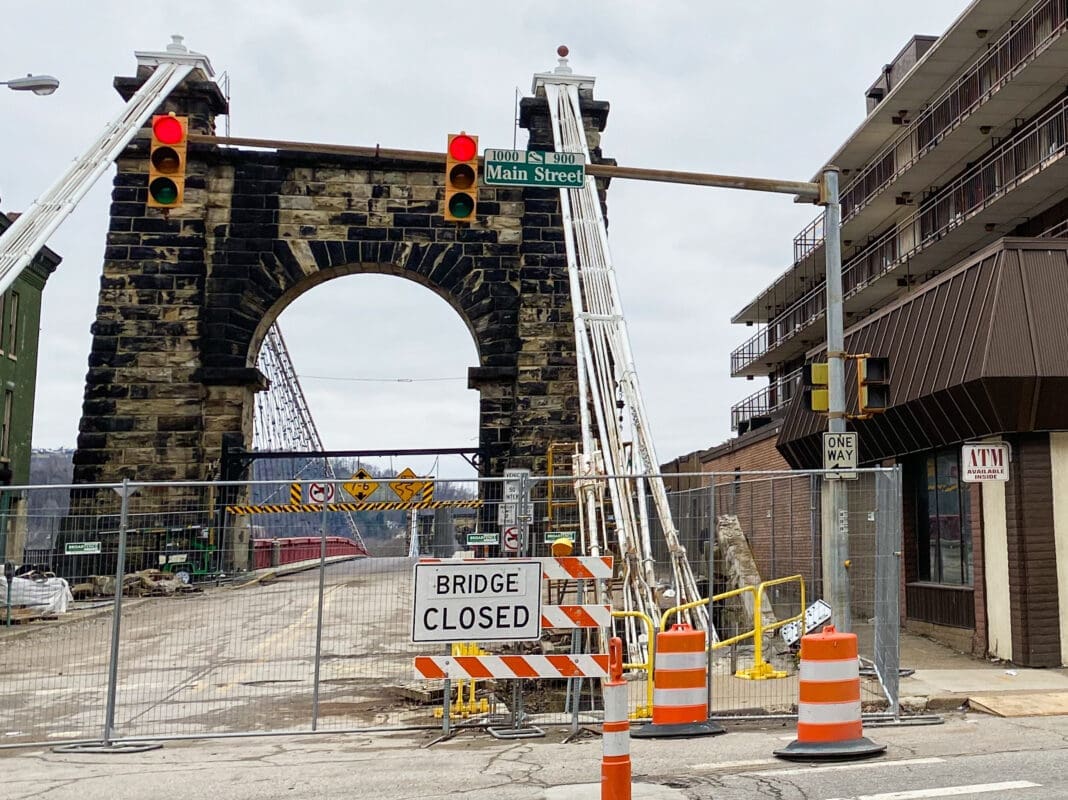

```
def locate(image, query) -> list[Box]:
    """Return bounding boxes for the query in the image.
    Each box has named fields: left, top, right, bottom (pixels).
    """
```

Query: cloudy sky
left=0, top=1, right=965, bottom=479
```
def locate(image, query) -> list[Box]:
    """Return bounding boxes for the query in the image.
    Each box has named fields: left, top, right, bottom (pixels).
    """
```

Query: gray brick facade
left=74, top=70, right=611, bottom=486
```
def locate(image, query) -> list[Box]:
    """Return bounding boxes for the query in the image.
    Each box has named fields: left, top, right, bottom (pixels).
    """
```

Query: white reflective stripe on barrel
left=603, top=730, right=629, bottom=757
left=653, top=686, right=706, bottom=707
left=604, top=683, right=628, bottom=722
left=797, top=699, right=862, bottom=725
left=799, top=658, right=858, bottom=682
left=654, top=651, right=706, bottom=670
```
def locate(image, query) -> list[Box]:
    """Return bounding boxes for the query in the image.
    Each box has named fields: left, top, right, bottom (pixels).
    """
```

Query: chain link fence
left=0, top=468, right=901, bottom=747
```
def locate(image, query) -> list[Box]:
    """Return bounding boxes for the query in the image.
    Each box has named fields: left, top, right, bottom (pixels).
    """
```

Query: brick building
left=669, top=0, right=1068, bottom=666
left=0, top=211, right=60, bottom=563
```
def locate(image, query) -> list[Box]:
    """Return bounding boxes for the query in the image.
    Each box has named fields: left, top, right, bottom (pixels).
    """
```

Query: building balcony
left=730, top=368, right=802, bottom=434
left=735, top=0, right=1068, bottom=327
left=731, top=93, right=1068, bottom=377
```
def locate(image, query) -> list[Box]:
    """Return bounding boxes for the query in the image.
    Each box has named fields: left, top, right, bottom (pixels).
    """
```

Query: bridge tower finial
left=554, top=45, right=573, bottom=75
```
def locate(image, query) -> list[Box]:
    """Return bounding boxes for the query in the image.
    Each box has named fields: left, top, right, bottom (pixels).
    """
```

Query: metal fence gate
left=0, top=468, right=901, bottom=747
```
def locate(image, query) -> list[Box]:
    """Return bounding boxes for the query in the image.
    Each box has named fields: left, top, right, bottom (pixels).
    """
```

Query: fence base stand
left=487, top=724, right=545, bottom=740
left=630, top=719, right=724, bottom=739
left=52, top=741, right=163, bottom=754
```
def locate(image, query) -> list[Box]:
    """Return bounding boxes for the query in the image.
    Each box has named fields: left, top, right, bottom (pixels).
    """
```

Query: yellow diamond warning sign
left=389, top=467, right=432, bottom=503
left=343, top=469, right=379, bottom=501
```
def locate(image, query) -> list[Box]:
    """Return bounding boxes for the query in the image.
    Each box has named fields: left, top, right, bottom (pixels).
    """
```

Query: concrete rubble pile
left=71, top=569, right=200, bottom=599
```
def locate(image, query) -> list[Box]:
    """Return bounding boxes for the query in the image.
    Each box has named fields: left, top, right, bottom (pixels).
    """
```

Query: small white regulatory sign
left=961, top=442, right=1010, bottom=482
left=308, top=482, right=334, bottom=503
left=823, top=431, right=858, bottom=480
left=412, top=559, right=542, bottom=643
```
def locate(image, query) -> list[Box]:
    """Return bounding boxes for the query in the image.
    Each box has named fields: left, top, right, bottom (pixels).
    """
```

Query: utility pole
left=820, top=166, right=852, bottom=632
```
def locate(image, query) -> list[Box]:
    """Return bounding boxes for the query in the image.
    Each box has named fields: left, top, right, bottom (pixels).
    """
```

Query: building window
left=1, top=389, right=12, bottom=459
left=916, top=447, right=972, bottom=585
left=6, top=291, right=18, bottom=358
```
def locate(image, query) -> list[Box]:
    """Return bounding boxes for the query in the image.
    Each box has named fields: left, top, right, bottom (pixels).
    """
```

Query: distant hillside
left=31, top=448, right=74, bottom=485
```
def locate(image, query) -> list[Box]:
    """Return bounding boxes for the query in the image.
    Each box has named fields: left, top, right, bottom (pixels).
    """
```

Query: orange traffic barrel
left=631, top=623, right=723, bottom=738
left=775, top=625, right=885, bottom=760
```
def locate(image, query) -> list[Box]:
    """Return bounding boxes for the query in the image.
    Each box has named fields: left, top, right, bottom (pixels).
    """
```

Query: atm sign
left=961, top=442, right=1010, bottom=482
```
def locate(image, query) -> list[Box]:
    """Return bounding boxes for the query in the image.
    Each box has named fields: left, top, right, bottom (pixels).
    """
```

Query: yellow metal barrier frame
left=735, top=574, right=805, bottom=680
left=610, top=609, right=656, bottom=719
left=660, top=575, right=806, bottom=681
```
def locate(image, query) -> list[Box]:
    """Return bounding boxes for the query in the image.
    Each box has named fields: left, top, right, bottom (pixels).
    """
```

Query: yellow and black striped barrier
left=227, top=499, right=484, bottom=515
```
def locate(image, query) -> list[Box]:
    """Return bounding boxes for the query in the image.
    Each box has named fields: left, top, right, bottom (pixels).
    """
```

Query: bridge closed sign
left=412, top=559, right=542, bottom=643
left=823, top=431, right=858, bottom=480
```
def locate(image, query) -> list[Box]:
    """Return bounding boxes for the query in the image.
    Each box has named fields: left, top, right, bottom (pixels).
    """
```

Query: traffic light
left=802, top=362, right=829, bottom=413
left=857, top=356, right=891, bottom=415
left=444, top=132, right=478, bottom=222
left=147, top=113, right=188, bottom=209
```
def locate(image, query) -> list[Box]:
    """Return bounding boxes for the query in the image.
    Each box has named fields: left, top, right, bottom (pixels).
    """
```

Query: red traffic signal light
left=148, top=114, right=188, bottom=209
left=445, top=133, right=478, bottom=222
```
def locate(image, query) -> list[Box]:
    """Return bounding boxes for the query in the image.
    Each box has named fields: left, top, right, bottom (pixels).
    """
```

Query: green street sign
left=543, top=531, right=577, bottom=544
left=65, top=541, right=102, bottom=555
left=483, top=149, right=585, bottom=188
left=466, top=532, right=500, bottom=546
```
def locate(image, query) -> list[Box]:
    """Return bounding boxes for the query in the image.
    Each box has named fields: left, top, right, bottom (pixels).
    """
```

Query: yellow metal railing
left=432, top=642, right=491, bottom=719
left=660, top=575, right=806, bottom=681
left=610, top=609, right=655, bottom=719
left=735, top=574, right=805, bottom=680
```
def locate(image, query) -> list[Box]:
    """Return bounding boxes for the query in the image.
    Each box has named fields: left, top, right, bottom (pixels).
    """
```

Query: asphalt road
left=3, top=713, right=1068, bottom=799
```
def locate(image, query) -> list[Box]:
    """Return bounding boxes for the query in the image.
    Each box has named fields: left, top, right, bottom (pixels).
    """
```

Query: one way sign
left=823, top=432, right=858, bottom=480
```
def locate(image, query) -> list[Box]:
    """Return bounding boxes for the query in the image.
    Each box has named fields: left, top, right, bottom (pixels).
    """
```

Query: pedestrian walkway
left=898, top=629, right=1068, bottom=715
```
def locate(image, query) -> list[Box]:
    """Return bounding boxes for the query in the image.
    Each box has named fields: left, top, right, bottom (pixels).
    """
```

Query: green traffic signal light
left=149, top=177, right=180, bottom=205
left=447, top=192, right=475, bottom=219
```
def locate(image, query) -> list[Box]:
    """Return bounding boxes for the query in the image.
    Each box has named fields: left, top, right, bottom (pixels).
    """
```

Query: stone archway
left=73, top=65, right=611, bottom=485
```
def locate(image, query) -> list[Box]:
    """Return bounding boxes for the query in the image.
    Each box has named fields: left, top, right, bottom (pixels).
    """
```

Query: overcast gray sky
left=0, top=1, right=965, bottom=479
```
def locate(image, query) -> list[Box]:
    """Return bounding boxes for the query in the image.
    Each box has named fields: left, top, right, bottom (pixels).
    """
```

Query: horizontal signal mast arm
left=188, top=133, right=821, bottom=202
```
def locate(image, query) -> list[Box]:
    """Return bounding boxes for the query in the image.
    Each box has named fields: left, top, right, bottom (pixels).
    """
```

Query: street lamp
left=1, top=74, right=60, bottom=96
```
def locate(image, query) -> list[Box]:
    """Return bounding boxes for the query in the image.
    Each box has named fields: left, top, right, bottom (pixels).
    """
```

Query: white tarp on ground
left=0, top=575, right=73, bottom=615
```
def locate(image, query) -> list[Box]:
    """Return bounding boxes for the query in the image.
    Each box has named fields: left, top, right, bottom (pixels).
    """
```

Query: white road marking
left=824, top=780, right=1040, bottom=800
left=747, top=757, right=944, bottom=777
left=691, top=758, right=779, bottom=771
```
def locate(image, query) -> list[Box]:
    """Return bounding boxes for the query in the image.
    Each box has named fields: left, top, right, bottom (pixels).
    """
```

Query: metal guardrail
left=730, top=368, right=802, bottom=431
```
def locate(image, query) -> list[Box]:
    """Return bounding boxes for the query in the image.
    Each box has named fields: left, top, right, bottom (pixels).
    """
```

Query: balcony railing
left=732, top=93, right=1068, bottom=375
left=791, top=0, right=1068, bottom=265
left=730, top=368, right=802, bottom=432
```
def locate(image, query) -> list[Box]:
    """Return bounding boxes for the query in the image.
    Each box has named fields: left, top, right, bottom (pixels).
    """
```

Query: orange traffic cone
left=631, top=623, right=723, bottom=738
left=775, top=625, right=885, bottom=760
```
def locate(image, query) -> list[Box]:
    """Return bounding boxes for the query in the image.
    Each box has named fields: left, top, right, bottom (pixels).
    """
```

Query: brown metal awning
left=778, top=238, right=1068, bottom=467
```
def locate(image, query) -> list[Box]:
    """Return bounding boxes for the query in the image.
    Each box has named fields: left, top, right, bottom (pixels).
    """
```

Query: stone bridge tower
left=73, top=59, right=612, bottom=486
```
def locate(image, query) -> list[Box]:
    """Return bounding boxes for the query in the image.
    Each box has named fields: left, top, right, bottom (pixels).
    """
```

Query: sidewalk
left=897, top=629, right=1068, bottom=715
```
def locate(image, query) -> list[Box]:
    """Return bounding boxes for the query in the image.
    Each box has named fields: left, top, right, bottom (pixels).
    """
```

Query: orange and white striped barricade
left=413, top=555, right=614, bottom=739
left=631, top=622, right=724, bottom=738
left=601, top=637, right=631, bottom=800
left=774, top=625, right=885, bottom=760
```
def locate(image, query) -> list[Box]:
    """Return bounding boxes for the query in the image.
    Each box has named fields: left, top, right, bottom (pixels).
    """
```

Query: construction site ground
left=3, top=556, right=1068, bottom=750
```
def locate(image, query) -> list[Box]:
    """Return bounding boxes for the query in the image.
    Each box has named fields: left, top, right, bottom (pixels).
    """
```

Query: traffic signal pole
left=821, top=167, right=852, bottom=633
